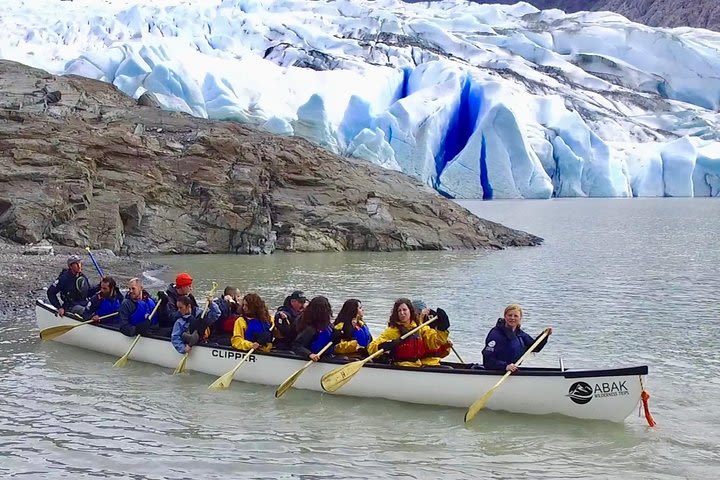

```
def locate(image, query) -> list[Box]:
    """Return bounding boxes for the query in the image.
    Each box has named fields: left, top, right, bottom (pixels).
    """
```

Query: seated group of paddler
left=47, top=255, right=552, bottom=371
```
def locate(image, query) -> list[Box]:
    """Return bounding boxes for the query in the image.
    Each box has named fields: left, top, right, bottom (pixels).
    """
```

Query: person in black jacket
left=83, top=276, right=123, bottom=323
left=482, top=304, right=552, bottom=371
left=47, top=254, right=90, bottom=317
left=156, top=272, right=198, bottom=328
left=273, top=290, right=307, bottom=350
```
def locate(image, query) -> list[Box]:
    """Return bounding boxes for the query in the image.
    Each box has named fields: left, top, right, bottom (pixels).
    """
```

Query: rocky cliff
left=0, top=61, right=540, bottom=255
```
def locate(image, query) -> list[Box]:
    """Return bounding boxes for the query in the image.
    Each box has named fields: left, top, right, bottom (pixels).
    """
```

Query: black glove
left=379, top=339, right=401, bottom=353
left=432, top=308, right=450, bottom=331
left=253, top=331, right=273, bottom=345
left=330, top=329, right=343, bottom=344
left=157, top=291, right=169, bottom=304
left=356, top=346, right=369, bottom=357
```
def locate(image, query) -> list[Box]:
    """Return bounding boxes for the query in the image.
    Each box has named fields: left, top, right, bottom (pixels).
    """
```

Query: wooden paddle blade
left=464, top=382, right=502, bottom=423
left=39, top=324, right=77, bottom=341
left=173, top=353, right=189, bottom=375
left=275, top=361, right=313, bottom=398
left=113, top=335, right=141, bottom=368
left=208, top=371, right=234, bottom=390
left=208, top=348, right=255, bottom=390
left=321, top=353, right=379, bottom=393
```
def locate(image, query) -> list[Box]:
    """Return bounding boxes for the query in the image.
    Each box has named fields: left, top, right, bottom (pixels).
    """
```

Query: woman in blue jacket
left=482, top=304, right=552, bottom=371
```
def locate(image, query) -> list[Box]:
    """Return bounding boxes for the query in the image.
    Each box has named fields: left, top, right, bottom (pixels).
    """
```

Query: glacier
left=2, top=0, right=720, bottom=198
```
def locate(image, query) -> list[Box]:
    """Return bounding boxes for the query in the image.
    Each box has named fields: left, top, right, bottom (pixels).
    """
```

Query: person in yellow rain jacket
left=231, top=293, right=273, bottom=353
left=333, top=299, right=373, bottom=357
left=367, top=298, right=450, bottom=368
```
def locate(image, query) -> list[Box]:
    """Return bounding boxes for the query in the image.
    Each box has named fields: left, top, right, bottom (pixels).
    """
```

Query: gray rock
left=137, top=91, right=162, bottom=109
left=0, top=60, right=542, bottom=255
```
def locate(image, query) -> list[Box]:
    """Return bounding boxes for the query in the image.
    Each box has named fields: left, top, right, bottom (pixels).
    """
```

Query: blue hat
left=411, top=299, right=427, bottom=312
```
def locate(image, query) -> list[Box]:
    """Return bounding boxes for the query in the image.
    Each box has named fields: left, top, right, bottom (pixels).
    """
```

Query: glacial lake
left=2, top=197, right=719, bottom=478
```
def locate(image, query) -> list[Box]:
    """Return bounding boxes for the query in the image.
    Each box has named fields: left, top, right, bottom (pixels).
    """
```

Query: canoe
left=36, top=300, right=648, bottom=422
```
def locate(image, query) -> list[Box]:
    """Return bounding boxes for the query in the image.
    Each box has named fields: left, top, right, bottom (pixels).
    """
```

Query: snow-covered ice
left=2, top=0, right=720, bottom=198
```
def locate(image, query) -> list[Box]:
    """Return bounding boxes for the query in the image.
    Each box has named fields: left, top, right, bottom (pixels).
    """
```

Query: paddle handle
left=85, top=247, right=104, bottom=278
left=199, top=281, right=219, bottom=320
left=513, top=329, right=550, bottom=369
left=399, top=315, right=437, bottom=340
left=231, top=347, right=256, bottom=375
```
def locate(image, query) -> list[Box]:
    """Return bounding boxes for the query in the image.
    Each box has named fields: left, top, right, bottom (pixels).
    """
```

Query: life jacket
left=310, top=326, right=333, bottom=354
left=352, top=323, right=372, bottom=347
left=244, top=317, right=272, bottom=342
left=391, top=331, right=428, bottom=362
left=59, top=270, right=90, bottom=305
left=129, top=297, right=157, bottom=326
left=95, top=296, right=121, bottom=317
left=221, top=314, right=240, bottom=334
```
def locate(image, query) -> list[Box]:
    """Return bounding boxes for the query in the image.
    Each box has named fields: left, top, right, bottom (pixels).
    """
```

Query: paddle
left=320, top=315, right=438, bottom=393
left=464, top=328, right=551, bottom=423
left=113, top=300, right=163, bottom=368
left=173, top=281, right=219, bottom=374
left=85, top=246, right=104, bottom=277
left=274, top=341, right=334, bottom=398
left=451, top=346, right=465, bottom=364
left=208, top=348, right=256, bottom=390
left=40, top=312, right=118, bottom=341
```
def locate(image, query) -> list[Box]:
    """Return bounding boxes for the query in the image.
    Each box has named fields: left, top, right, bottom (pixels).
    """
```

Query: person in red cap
left=156, top=272, right=199, bottom=329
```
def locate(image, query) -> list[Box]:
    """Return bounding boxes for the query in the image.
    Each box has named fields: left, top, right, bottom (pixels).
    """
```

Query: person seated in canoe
left=83, top=276, right=123, bottom=324
left=333, top=298, right=372, bottom=358
left=171, top=294, right=220, bottom=353
left=231, top=293, right=274, bottom=353
left=117, top=278, right=158, bottom=336
left=411, top=299, right=453, bottom=367
left=482, top=304, right=552, bottom=372
left=292, top=296, right=342, bottom=361
left=206, top=286, right=241, bottom=346
left=367, top=298, right=450, bottom=368
left=156, top=272, right=198, bottom=329
left=273, top=290, right=307, bottom=351
left=47, top=254, right=91, bottom=317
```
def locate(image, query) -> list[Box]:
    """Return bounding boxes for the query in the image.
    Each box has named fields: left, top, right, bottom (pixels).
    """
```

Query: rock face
left=0, top=61, right=541, bottom=255
left=449, top=0, right=720, bottom=31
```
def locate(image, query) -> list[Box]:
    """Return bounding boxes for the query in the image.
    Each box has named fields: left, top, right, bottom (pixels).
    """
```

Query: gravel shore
left=0, top=238, right=164, bottom=318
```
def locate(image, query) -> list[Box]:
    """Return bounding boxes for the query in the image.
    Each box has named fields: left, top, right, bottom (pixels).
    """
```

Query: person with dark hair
left=47, top=254, right=90, bottom=317
left=156, top=272, right=198, bottom=329
left=83, top=276, right=123, bottom=323
left=273, top=290, right=307, bottom=350
left=231, top=293, right=274, bottom=352
left=171, top=295, right=220, bottom=353
left=333, top=299, right=373, bottom=357
left=117, top=278, right=158, bottom=337
left=367, top=297, right=450, bottom=368
left=292, top=296, right=342, bottom=361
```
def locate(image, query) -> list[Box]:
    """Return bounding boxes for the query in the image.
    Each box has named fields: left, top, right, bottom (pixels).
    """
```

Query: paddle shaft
left=113, top=299, right=163, bottom=367
left=174, top=282, right=219, bottom=374
left=464, top=329, right=550, bottom=423
left=275, top=341, right=335, bottom=398
left=85, top=247, right=104, bottom=278
left=320, top=316, right=438, bottom=393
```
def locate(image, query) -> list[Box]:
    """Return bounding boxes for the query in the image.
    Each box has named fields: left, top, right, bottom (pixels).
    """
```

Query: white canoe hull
left=36, top=301, right=648, bottom=422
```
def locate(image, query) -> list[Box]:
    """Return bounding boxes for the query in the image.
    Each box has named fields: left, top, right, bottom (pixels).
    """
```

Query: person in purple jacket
left=482, top=304, right=552, bottom=372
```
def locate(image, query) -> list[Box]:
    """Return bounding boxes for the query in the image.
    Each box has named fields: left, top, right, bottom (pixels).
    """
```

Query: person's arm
left=204, top=301, right=221, bottom=324
left=274, top=310, right=294, bottom=339
left=118, top=299, right=135, bottom=324
left=367, top=327, right=400, bottom=355
left=47, top=275, right=63, bottom=309
left=482, top=330, right=508, bottom=370
left=170, top=320, right=187, bottom=354
left=292, top=327, right=316, bottom=359
left=521, top=329, right=549, bottom=353
left=83, top=294, right=101, bottom=320
left=420, top=325, right=450, bottom=351
left=231, top=317, right=255, bottom=351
